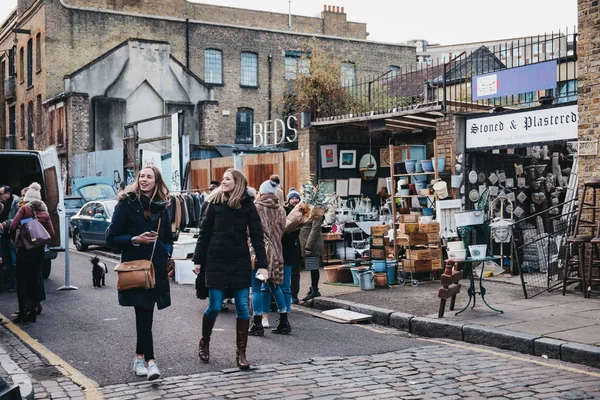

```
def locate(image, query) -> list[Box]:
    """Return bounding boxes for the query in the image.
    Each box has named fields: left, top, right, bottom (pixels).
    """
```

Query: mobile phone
left=255, top=271, right=266, bottom=281
left=149, top=230, right=158, bottom=235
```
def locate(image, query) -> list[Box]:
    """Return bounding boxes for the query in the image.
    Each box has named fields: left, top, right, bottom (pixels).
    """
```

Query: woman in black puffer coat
left=192, top=168, right=267, bottom=370
left=106, top=165, right=173, bottom=381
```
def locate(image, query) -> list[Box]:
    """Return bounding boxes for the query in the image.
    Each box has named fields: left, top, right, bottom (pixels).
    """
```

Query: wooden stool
left=564, top=180, right=600, bottom=296
left=587, top=237, right=600, bottom=298
left=562, top=235, right=591, bottom=296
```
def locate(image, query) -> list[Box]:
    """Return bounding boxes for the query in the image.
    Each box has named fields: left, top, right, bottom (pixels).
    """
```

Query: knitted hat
left=287, top=187, right=301, bottom=202
left=23, top=182, right=42, bottom=202
left=259, top=180, right=278, bottom=195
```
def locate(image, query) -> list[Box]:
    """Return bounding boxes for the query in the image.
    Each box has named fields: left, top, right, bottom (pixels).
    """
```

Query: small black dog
left=91, top=256, right=108, bottom=287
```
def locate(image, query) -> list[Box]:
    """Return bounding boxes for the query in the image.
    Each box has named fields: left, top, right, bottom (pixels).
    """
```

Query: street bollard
left=58, top=215, right=78, bottom=291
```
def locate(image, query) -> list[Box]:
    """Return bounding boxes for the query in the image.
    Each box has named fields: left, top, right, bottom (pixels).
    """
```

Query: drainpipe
left=185, top=18, right=190, bottom=68
left=268, top=54, right=273, bottom=120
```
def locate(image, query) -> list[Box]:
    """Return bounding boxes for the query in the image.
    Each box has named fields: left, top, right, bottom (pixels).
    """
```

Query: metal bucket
left=359, top=270, right=375, bottom=291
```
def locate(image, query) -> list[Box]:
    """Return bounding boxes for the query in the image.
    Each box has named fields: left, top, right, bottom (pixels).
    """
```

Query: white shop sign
left=466, top=105, right=578, bottom=149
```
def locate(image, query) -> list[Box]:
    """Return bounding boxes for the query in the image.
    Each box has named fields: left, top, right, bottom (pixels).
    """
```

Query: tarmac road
left=0, top=249, right=419, bottom=387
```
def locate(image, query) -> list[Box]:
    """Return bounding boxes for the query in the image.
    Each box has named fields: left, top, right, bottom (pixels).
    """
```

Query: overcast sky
left=0, top=0, right=577, bottom=45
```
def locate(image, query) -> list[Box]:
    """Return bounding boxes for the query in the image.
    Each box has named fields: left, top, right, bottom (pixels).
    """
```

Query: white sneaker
left=132, top=358, right=148, bottom=377
left=262, top=316, right=270, bottom=328
left=147, top=363, right=161, bottom=381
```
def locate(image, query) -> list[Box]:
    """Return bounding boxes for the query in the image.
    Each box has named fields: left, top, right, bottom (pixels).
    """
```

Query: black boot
left=302, top=287, right=321, bottom=302
left=198, top=315, right=216, bottom=363
left=301, top=287, right=313, bottom=302
left=271, top=312, right=291, bottom=334
left=248, top=315, right=264, bottom=337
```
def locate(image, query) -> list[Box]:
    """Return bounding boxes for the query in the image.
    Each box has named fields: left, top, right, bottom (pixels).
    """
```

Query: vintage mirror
left=359, top=154, right=377, bottom=181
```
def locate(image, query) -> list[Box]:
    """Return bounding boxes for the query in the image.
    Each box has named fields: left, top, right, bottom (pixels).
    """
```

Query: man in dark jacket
left=282, top=188, right=302, bottom=307
left=0, top=185, right=20, bottom=292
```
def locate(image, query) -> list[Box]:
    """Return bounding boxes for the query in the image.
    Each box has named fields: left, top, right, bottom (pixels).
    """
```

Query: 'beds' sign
left=253, top=116, right=298, bottom=147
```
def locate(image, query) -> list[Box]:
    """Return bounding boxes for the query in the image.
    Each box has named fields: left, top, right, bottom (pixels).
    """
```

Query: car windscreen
left=78, top=184, right=117, bottom=201
left=104, top=201, right=117, bottom=217
left=64, top=198, right=84, bottom=208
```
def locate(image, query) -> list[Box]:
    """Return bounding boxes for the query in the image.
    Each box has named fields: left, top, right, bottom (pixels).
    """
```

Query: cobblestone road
left=20, top=340, right=600, bottom=399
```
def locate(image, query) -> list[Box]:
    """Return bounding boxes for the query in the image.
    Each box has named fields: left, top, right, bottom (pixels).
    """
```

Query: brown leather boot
left=198, top=315, right=216, bottom=363
left=236, top=318, right=250, bottom=370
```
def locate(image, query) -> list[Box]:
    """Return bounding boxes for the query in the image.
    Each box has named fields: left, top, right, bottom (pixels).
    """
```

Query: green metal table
left=454, top=256, right=504, bottom=316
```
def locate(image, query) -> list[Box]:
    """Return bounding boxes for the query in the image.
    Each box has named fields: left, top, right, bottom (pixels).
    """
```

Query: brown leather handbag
left=19, top=213, right=52, bottom=250
left=114, top=218, right=160, bottom=292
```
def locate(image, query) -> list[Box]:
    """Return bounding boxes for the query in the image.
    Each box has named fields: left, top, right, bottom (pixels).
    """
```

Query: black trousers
left=15, top=247, right=44, bottom=314
left=134, top=306, right=154, bottom=361
left=291, top=264, right=301, bottom=300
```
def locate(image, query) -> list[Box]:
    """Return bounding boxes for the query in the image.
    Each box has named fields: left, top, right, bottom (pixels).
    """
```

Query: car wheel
left=73, top=230, right=88, bottom=251
left=42, top=259, right=51, bottom=279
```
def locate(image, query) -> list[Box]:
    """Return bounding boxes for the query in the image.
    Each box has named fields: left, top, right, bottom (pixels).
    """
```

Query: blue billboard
left=472, top=60, right=557, bottom=101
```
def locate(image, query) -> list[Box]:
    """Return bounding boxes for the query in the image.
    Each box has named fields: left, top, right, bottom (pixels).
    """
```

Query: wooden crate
left=369, top=248, right=386, bottom=259
left=399, top=214, right=419, bottom=223
left=419, top=222, right=440, bottom=233
left=430, top=248, right=442, bottom=259
left=371, top=236, right=385, bottom=247
left=370, top=225, right=389, bottom=236
left=402, top=259, right=432, bottom=272
left=431, top=258, right=443, bottom=270
left=399, top=223, right=420, bottom=234
left=396, top=232, right=429, bottom=245
left=406, top=249, right=432, bottom=260
left=427, top=232, right=441, bottom=243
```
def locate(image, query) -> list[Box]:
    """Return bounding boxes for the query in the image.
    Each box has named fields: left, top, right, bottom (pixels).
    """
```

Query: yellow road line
left=0, top=312, right=103, bottom=400
left=421, top=337, right=600, bottom=378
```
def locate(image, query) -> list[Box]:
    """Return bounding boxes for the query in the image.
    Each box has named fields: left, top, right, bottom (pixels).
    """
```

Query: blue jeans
left=251, top=274, right=286, bottom=315
left=281, top=265, right=292, bottom=313
left=205, top=288, right=250, bottom=320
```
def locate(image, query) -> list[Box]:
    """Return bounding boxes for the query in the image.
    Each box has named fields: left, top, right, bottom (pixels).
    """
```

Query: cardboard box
left=370, top=225, right=389, bottom=236
left=406, top=249, right=432, bottom=260
left=402, top=259, right=432, bottom=272
left=419, top=222, right=440, bottom=233
left=399, top=214, right=419, bottom=223
left=399, top=223, right=420, bottom=234
left=395, top=232, right=429, bottom=245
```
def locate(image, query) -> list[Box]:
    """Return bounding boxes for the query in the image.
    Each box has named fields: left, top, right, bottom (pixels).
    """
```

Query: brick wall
left=577, top=0, right=600, bottom=186
left=197, top=100, right=220, bottom=145
left=64, top=93, right=89, bottom=192
left=61, top=0, right=367, bottom=39
left=435, top=116, right=455, bottom=173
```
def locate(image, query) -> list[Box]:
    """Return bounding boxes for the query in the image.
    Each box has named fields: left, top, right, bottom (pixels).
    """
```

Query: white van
left=0, top=146, right=66, bottom=278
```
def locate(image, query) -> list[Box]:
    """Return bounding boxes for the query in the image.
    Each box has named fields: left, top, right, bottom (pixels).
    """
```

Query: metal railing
left=312, top=28, right=577, bottom=121
left=511, top=198, right=577, bottom=299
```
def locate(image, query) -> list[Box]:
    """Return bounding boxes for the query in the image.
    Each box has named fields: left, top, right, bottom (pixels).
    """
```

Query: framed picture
left=339, top=150, right=356, bottom=169
left=320, top=144, right=338, bottom=168
left=336, top=179, right=349, bottom=197
left=348, top=178, right=362, bottom=196
left=380, top=147, right=403, bottom=168
left=318, top=179, right=335, bottom=195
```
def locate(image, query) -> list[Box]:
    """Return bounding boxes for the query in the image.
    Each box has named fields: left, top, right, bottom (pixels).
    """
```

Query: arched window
left=240, top=52, right=258, bottom=87
left=204, top=49, right=223, bottom=84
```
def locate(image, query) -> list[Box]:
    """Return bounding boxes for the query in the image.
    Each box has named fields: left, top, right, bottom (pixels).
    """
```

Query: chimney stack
left=341, top=7, right=344, bottom=13
left=324, top=4, right=327, bottom=11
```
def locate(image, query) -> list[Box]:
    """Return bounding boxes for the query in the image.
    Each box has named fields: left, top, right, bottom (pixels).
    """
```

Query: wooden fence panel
left=242, top=153, right=284, bottom=190
left=284, top=150, right=299, bottom=195
left=189, top=159, right=211, bottom=191
left=211, top=156, right=234, bottom=183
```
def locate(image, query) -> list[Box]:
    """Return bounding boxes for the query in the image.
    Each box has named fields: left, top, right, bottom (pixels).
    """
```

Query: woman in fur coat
left=248, top=179, right=289, bottom=337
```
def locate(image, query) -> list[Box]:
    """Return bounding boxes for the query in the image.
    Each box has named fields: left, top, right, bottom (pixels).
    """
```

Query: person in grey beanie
left=282, top=188, right=302, bottom=306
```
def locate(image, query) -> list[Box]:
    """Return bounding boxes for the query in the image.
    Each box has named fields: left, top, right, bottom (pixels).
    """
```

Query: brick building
left=0, top=0, right=415, bottom=190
